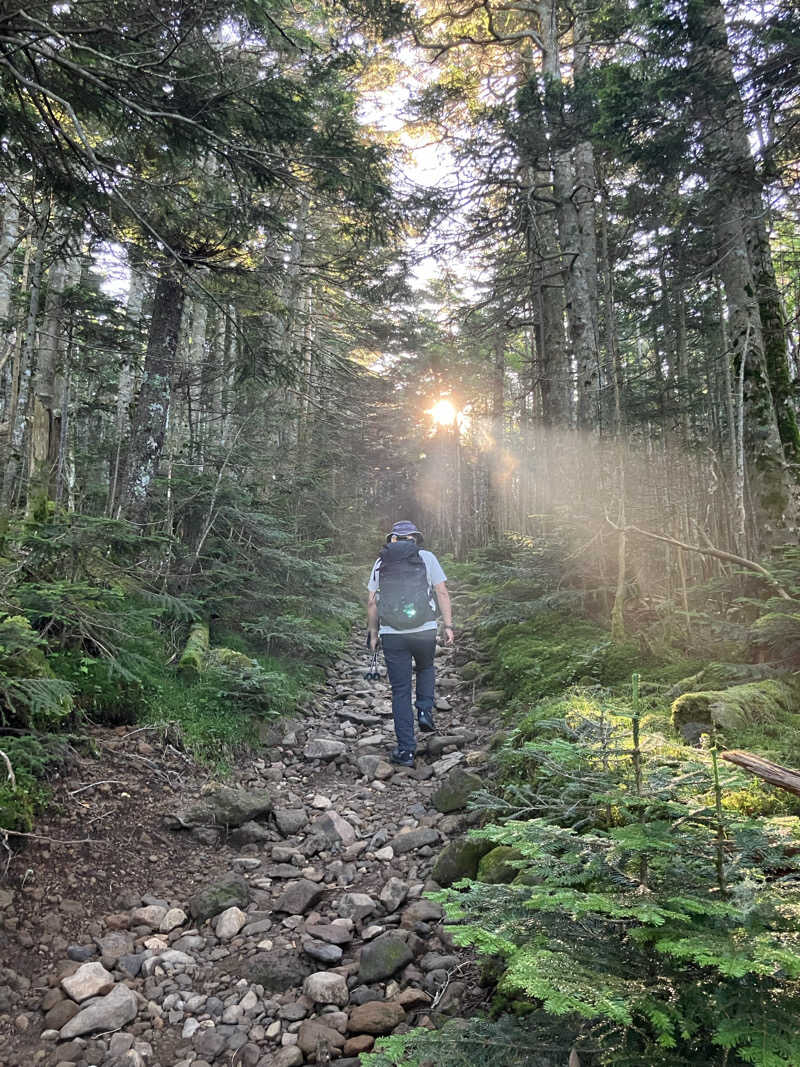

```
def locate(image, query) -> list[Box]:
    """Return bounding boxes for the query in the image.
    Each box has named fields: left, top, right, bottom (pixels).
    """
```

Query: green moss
left=671, top=677, right=800, bottom=759
left=477, top=845, right=523, bottom=884
left=668, top=662, right=779, bottom=700
left=488, top=611, right=645, bottom=705
left=178, top=621, right=210, bottom=676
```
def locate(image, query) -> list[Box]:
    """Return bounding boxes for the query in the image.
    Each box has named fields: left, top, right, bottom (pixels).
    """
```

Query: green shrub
left=0, top=734, right=71, bottom=833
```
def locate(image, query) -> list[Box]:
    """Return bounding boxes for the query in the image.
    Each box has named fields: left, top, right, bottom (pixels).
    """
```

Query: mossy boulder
left=358, top=932, right=414, bottom=982
left=189, top=873, right=249, bottom=920
left=671, top=677, right=800, bottom=747
left=667, top=662, right=779, bottom=701
left=477, top=845, right=523, bottom=884
left=460, top=661, right=482, bottom=681
left=432, top=768, right=484, bottom=813
left=431, top=836, right=496, bottom=887
left=207, top=647, right=256, bottom=672
left=477, top=690, right=506, bottom=709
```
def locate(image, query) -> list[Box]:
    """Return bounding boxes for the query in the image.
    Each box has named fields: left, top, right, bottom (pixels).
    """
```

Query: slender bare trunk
left=120, top=271, right=185, bottom=518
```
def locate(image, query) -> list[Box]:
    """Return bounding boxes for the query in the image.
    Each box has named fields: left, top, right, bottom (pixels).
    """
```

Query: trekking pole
left=364, top=648, right=380, bottom=682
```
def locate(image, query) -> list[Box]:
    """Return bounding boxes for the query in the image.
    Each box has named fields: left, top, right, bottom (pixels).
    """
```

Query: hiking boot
left=390, top=748, right=415, bottom=768
left=417, top=708, right=435, bottom=733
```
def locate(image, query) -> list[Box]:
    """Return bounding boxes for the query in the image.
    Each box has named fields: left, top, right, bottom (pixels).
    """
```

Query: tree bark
left=27, top=254, right=68, bottom=515
left=120, top=271, right=185, bottom=518
left=688, top=0, right=797, bottom=533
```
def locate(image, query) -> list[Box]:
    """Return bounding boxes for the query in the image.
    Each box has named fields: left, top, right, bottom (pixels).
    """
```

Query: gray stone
left=166, top=785, right=272, bottom=830
left=312, top=810, right=357, bottom=846
left=430, top=836, right=495, bottom=887
left=431, top=768, right=484, bottom=813
left=188, top=874, right=249, bottom=920
left=303, top=738, right=347, bottom=761
left=297, top=1018, right=346, bottom=1055
left=131, top=904, right=167, bottom=927
left=117, top=953, right=144, bottom=978
left=427, top=733, right=475, bottom=757
left=97, top=931, right=134, bottom=962
left=401, top=900, right=444, bottom=926
left=228, top=821, right=271, bottom=847
left=275, top=879, right=325, bottom=915
left=379, top=877, right=408, bottom=913
left=66, top=945, right=96, bottom=963
left=193, top=1027, right=228, bottom=1059
left=347, top=1000, right=405, bottom=1034
left=303, top=971, right=350, bottom=1007
left=215, top=906, right=247, bottom=939
left=336, top=708, right=381, bottom=726
left=44, top=1000, right=79, bottom=1030
left=273, top=808, right=309, bottom=836
left=160, top=907, right=187, bottom=933
left=305, top=923, right=352, bottom=946
left=390, top=827, right=440, bottom=854
left=140, top=949, right=196, bottom=976
left=264, top=864, right=301, bottom=879
left=358, top=933, right=414, bottom=983
left=239, top=951, right=312, bottom=992
left=61, top=962, right=114, bottom=1003
left=337, top=892, right=376, bottom=921
left=59, top=984, right=137, bottom=1039
left=421, top=952, right=459, bottom=971
left=270, top=1048, right=303, bottom=1067
left=302, top=939, right=343, bottom=965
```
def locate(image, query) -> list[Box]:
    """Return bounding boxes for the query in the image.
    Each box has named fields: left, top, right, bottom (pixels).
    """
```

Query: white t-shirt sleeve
left=367, top=559, right=381, bottom=592
left=424, top=552, right=447, bottom=586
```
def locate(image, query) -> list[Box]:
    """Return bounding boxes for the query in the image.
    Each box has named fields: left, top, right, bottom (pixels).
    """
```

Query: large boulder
left=166, top=785, right=272, bottom=831
left=347, top=1001, right=405, bottom=1035
left=236, top=951, right=312, bottom=992
left=431, top=836, right=495, bottom=888
left=303, top=971, right=350, bottom=1007
left=432, top=768, right=484, bottom=813
left=188, top=873, right=249, bottom=920
left=275, top=879, right=325, bottom=915
left=476, top=845, right=523, bottom=884
left=297, top=1019, right=346, bottom=1056
left=358, top=933, right=414, bottom=983
left=59, top=985, right=137, bottom=1039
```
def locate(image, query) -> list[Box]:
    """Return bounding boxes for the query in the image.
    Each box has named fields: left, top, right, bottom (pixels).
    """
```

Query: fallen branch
left=721, top=750, right=800, bottom=798
left=0, top=827, right=94, bottom=844
left=606, top=519, right=793, bottom=600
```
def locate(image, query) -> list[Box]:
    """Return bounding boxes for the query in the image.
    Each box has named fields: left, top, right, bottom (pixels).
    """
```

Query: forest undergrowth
left=0, top=496, right=361, bottom=837
left=365, top=534, right=800, bottom=1067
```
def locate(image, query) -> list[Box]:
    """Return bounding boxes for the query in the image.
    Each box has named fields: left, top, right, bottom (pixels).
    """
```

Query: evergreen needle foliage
left=384, top=667, right=800, bottom=1066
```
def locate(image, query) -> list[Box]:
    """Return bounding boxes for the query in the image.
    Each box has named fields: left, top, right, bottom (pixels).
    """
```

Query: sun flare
left=428, top=398, right=458, bottom=426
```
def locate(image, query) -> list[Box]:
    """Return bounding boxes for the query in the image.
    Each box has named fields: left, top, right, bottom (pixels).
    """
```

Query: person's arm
left=434, top=581, right=454, bottom=645
left=367, top=590, right=379, bottom=650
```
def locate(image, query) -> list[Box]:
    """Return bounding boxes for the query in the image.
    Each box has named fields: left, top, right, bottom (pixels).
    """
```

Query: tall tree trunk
left=688, top=0, right=800, bottom=465
left=120, top=271, right=185, bottom=518
left=487, top=330, right=505, bottom=539
left=3, top=231, right=44, bottom=510
left=688, top=0, right=797, bottom=534
left=108, top=264, right=145, bottom=514
left=27, top=254, right=68, bottom=515
left=538, top=0, right=599, bottom=430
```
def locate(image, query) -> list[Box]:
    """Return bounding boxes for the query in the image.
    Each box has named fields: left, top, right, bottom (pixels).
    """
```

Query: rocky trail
left=0, top=632, right=497, bottom=1067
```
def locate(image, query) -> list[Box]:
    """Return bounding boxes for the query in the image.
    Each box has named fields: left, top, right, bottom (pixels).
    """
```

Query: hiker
left=367, top=520, right=454, bottom=767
